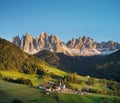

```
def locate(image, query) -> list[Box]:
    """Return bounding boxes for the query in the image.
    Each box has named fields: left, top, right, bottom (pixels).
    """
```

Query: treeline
left=3, top=77, right=33, bottom=86
left=0, top=72, right=2, bottom=78
left=61, top=73, right=96, bottom=86
left=99, top=79, right=120, bottom=96
left=60, top=73, right=120, bottom=96
left=61, top=72, right=79, bottom=86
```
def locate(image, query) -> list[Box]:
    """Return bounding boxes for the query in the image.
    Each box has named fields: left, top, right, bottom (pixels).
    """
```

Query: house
left=55, top=86, right=61, bottom=91
left=61, top=84, right=66, bottom=90
left=38, top=84, right=45, bottom=89
left=45, top=86, right=52, bottom=92
left=38, top=81, right=67, bottom=93
left=38, top=81, right=55, bottom=91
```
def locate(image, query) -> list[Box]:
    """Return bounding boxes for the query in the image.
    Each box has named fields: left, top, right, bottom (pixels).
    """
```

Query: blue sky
left=0, top=0, right=120, bottom=43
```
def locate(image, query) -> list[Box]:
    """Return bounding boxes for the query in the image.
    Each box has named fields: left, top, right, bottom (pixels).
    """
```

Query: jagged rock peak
left=11, top=33, right=120, bottom=56
left=11, top=32, right=65, bottom=54
left=26, top=32, right=33, bottom=39
left=66, top=35, right=95, bottom=49
left=82, top=35, right=87, bottom=39
left=50, top=34, right=60, bottom=41
left=72, top=38, right=76, bottom=41
left=11, top=35, right=21, bottom=47
left=11, top=35, right=20, bottom=42
left=40, top=32, right=48, bottom=38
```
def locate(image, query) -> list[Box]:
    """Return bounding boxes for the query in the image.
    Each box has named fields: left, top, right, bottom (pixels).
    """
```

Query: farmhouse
left=38, top=81, right=67, bottom=93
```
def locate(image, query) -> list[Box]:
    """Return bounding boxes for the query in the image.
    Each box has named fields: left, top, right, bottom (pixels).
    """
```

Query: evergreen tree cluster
left=0, top=38, right=47, bottom=75
left=4, top=77, right=33, bottom=86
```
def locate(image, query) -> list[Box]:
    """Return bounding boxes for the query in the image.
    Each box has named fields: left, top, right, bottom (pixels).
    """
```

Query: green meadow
left=0, top=79, right=120, bottom=103
left=0, top=70, right=113, bottom=91
left=0, top=70, right=120, bottom=103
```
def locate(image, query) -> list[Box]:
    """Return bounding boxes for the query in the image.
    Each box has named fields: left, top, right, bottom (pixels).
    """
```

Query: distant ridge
left=11, top=32, right=120, bottom=56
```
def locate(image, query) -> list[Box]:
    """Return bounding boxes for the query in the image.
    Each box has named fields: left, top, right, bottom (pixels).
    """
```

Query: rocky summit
left=11, top=32, right=120, bottom=56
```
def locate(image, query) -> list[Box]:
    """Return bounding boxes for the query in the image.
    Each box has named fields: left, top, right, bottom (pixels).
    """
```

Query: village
left=38, top=81, right=92, bottom=95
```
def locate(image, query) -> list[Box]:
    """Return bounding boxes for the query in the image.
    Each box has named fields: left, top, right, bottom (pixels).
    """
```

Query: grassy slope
left=0, top=79, right=120, bottom=103
left=0, top=70, right=88, bottom=87
left=0, top=70, right=112, bottom=91
left=0, top=71, right=43, bottom=86
left=0, top=64, right=67, bottom=86
left=40, top=64, right=67, bottom=77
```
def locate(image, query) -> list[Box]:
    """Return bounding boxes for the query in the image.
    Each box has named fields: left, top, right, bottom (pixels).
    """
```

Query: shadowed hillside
left=94, top=50, right=120, bottom=81
left=34, top=50, right=120, bottom=82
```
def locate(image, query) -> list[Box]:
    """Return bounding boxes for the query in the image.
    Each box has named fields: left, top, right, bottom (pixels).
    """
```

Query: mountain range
left=10, top=32, right=120, bottom=81
left=1, top=32, right=120, bottom=82
left=11, top=32, right=120, bottom=56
